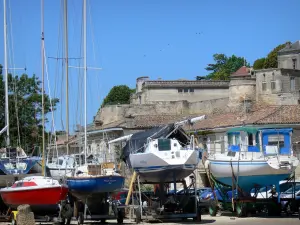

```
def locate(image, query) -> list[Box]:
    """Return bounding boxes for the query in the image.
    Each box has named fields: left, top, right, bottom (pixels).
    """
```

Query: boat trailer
left=71, top=193, right=125, bottom=224
left=124, top=171, right=202, bottom=223
left=205, top=164, right=297, bottom=217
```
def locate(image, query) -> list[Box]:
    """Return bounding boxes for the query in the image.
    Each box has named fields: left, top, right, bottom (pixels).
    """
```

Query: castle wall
left=228, top=78, right=256, bottom=109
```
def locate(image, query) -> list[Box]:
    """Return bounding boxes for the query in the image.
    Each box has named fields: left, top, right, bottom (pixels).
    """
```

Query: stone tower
left=228, top=66, right=256, bottom=111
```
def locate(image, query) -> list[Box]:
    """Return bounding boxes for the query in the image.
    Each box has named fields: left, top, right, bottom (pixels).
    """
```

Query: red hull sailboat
left=0, top=176, right=68, bottom=214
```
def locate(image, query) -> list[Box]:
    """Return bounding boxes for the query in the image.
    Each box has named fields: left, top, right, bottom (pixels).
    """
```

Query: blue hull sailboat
left=66, top=163, right=125, bottom=215
left=205, top=127, right=299, bottom=193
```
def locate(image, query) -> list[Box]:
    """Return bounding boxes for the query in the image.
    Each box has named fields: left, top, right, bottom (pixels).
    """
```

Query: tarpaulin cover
left=121, top=124, right=190, bottom=166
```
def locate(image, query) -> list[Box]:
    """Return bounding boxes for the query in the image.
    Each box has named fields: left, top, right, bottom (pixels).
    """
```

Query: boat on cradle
left=47, top=153, right=86, bottom=180
left=204, top=126, right=299, bottom=193
left=113, top=115, right=207, bottom=183
left=0, top=147, right=43, bottom=187
left=0, top=176, right=68, bottom=214
left=66, top=161, right=125, bottom=214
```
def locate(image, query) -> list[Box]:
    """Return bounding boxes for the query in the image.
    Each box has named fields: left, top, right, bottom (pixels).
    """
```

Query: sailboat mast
left=41, top=0, right=45, bottom=176
left=3, top=0, right=9, bottom=146
left=83, top=0, right=87, bottom=164
left=64, top=0, right=69, bottom=155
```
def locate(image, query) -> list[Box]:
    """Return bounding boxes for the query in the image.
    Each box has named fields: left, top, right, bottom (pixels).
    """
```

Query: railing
left=200, top=140, right=294, bottom=161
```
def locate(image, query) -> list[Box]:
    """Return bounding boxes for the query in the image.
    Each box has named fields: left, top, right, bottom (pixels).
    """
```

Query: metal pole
left=3, top=0, right=10, bottom=146
left=41, top=0, right=45, bottom=176
left=64, top=0, right=69, bottom=155
left=83, top=0, right=87, bottom=164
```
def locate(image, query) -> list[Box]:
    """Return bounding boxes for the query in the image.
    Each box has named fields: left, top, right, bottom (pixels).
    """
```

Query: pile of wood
left=16, top=204, right=35, bottom=225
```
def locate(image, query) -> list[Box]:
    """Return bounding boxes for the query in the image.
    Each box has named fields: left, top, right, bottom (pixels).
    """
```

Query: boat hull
left=67, top=175, right=125, bottom=193
left=67, top=175, right=124, bottom=214
left=208, top=159, right=294, bottom=192
left=0, top=186, right=68, bottom=214
left=130, top=150, right=199, bottom=183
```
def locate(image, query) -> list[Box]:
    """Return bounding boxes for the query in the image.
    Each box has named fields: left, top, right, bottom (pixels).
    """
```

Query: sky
left=0, top=0, right=300, bottom=133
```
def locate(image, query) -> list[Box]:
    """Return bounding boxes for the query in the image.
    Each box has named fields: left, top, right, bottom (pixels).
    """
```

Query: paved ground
left=1, top=214, right=300, bottom=225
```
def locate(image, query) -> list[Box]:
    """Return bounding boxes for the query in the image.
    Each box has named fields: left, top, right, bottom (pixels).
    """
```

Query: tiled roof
left=231, top=66, right=251, bottom=77
left=96, top=105, right=300, bottom=131
left=187, top=105, right=300, bottom=131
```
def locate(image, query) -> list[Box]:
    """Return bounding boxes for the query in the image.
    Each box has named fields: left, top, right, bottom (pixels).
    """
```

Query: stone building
left=131, top=77, right=230, bottom=104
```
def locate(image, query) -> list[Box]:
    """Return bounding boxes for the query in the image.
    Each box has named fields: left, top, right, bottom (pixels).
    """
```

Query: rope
left=44, top=44, right=59, bottom=161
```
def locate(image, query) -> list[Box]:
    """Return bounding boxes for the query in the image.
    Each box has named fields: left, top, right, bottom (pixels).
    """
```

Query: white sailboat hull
left=130, top=150, right=199, bottom=183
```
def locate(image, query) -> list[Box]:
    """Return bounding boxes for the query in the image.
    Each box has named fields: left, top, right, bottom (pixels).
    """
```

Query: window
left=262, top=82, right=267, bottom=91
left=268, top=135, right=284, bottom=148
left=291, top=77, right=295, bottom=91
left=248, top=134, right=253, bottom=146
left=293, top=59, right=297, bottom=69
left=271, top=81, right=276, bottom=90
left=190, top=88, right=194, bottom=92
left=158, top=139, right=171, bottom=151
left=184, top=88, right=189, bottom=93
left=178, top=89, right=183, bottom=93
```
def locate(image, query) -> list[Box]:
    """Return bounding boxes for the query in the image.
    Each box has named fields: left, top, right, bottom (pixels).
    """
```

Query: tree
left=0, top=65, right=59, bottom=153
left=263, top=42, right=291, bottom=69
left=253, top=58, right=265, bottom=70
left=205, top=54, right=249, bottom=80
left=102, top=85, right=135, bottom=106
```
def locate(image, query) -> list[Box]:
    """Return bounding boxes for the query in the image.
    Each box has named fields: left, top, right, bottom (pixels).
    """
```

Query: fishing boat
left=0, top=176, right=68, bottom=214
left=204, top=126, right=299, bottom=193
left=110, top=115, right=206, bottom=183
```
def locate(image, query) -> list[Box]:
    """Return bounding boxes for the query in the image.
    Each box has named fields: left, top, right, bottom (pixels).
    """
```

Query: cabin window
left=268, top=135, right=284, bottom=148
left=58, top=159, right=64, bottom=165
left=228, top=134, right=240, bottom=145
left=248, top=134, right=253, bottom=146
left=158, top=139, right=171, bottom=151
left=16, top=182, right=23, bottom=187
left=228, top=134, right=234, bottom=145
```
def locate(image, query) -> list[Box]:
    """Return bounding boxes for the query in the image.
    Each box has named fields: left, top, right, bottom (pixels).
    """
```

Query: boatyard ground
left=1, top=215, right=299, bottom=225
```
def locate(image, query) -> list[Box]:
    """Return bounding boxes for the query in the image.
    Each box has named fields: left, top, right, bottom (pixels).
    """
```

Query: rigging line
left=44, top=45, right=59, bottom=161
left=7, top=0, right=21, bottom=147
left=88, top=0, right=101, bottom=105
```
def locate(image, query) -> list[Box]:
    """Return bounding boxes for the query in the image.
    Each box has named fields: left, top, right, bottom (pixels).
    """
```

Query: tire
left=65, top=218, right=71, bottom=225
left=60, top=218, right=65, bottom=225
left=209, top=205, right=217, bottom=217
left=117, top=217, right=123, bottom=224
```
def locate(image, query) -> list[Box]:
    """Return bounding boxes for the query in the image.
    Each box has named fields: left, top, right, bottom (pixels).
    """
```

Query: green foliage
left=263, top=42, right=291, bottom=69
left=205, top=54, right=249, bottom=80
left=102, top=85, right=135, bottom=106
left=0, top=66, right=59, bottom=153
left=253, top=58, right=265, bottom=70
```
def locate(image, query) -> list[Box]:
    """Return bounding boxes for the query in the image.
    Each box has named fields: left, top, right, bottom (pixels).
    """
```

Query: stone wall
left=228, top=78, right=256, bottom=109
left=255, top=69, right=300, bottom=105
left=96, top=98, right=229, bottom=127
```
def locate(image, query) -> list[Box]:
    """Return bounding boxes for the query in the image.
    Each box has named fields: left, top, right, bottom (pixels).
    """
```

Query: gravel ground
left=0, top=214, right=300, bottom=225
